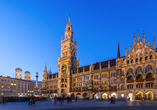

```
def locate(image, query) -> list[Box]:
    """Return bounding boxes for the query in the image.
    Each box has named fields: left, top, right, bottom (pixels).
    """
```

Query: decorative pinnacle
left=68, top=14, right=71, bottom=24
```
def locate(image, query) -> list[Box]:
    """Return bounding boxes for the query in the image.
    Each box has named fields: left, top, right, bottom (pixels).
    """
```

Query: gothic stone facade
left=42, top=15, right=157, bottom=100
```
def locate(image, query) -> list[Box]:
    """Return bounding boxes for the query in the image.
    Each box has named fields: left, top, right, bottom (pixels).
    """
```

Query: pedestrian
left=0, top=96, right=2, bottom=103
left=54, top=95, right=57, bottom=105
left=112, top=96, right=116, bottom=104
left=111, top=97, right=113, bottom=104
left=32, top=96, right=35, bottom=105
left=2, top=96, right=5, bottom=104
left=75, top=96, right=77, bottom=102
left=28, top=97, right=33, bottom=105
left=60, top=96, right=63, bottom=105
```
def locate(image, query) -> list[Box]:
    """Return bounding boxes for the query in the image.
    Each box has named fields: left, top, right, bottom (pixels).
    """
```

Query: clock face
left=61, top=64, right=67, bottom=74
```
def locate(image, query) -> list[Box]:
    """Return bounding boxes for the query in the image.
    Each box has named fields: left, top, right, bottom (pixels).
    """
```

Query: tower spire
left=117, top=42, right=120, bottom=59
left=44, top=63, right=47, bottom=72
left=68, top=14, right=71, bottom=24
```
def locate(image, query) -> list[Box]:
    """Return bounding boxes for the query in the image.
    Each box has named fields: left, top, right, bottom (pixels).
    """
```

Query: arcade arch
left=127, top=92, right=134, bottom=101
left=145, top=91, right=154, bottom=100
left=135, top=91, right=143, bottom=100
left=102, top=93, right=108, bottom=99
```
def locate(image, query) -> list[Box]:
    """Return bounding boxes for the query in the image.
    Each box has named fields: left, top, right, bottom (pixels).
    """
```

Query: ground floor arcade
left=69, top=90, right=156, bottom=100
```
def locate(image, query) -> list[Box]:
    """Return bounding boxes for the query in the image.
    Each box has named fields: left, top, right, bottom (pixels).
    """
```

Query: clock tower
left=58, top=14, right=78, bottom=96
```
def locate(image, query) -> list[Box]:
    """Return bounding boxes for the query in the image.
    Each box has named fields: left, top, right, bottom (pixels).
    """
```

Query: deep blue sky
left=0, top=0, right=157, bottom=81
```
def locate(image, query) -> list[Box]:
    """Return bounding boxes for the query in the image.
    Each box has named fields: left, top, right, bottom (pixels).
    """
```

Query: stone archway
left=71, top=93, right=75, bottom=99
left=145, top=91, right=154, bottom=100
left=127, top=92, right=134, bottom=101
left=135, top=91, right=143, bottom=100
left=76, top=93, right=81, bottom=99
left=93, top=93, right=99, bottom=99
left=83, top=93, right=88, bottom=99
left=102, top=93, right=108, bottom=99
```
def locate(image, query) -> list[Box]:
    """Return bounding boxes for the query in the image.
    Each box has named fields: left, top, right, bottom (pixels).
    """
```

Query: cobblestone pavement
left=1, top=100, right=157, bottom=110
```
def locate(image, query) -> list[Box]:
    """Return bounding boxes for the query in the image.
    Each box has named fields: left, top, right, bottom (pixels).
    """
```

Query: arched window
left=150, top=55, right=153, bottom=59
left=127, top=60, right=130, bottom=64
left=136, top=74, right=143, bottom=80
left=145, top=56, right=148, bottom=60
left=145, top=65, right=152, bottom=72
left=136, top=67, right=142, bottom=74
left=136, top=58, right=138, bottom=62
left=127, top=68, right=133, bottom=75
left=146, top=73, right=153, bottom=79
left=131, top=59, right=133, bottom=63
left=140, top=57, right=143, bottom=61
left=127, top=75, right=133, bottom=81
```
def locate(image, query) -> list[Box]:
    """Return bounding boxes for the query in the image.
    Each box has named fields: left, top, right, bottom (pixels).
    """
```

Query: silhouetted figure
left=75, top=96, right=77, bottom=102
left=32, top=96, right=36, bottom=105
left=54, top=96, right=57, bottom=105
left=28, top=98, right=33, bottom=105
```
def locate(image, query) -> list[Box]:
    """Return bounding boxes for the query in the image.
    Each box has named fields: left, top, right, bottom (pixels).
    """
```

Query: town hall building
left=42, top=15, right=157, bottom=100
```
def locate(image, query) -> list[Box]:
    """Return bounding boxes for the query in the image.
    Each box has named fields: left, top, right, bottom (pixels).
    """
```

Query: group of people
left=0, top=96, right=6, bottom=104
left=28, top=96, right=36, bottom=105
left=111, top=96, right=116, bottom=104
left=53, top=95, right=78, bottom=105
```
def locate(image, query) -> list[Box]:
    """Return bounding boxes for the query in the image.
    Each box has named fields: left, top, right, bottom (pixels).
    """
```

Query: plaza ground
left=1, top=100, right=157, bottom=110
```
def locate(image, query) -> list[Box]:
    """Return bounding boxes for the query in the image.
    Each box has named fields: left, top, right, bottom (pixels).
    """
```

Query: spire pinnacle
left=68, top=14, right=71, bottom=24
left=44, top=64, right=47, bottom=70
left=117, top=42, right=120, bottom=59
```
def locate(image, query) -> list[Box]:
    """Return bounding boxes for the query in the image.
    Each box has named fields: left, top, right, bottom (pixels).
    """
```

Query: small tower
left=117, top=42, right=120, bottom=59
left=24, top=71, right=31, bottom=80
left=43, top=64, right=47, bottom=81
left=15, top=68, right=22, bottom=79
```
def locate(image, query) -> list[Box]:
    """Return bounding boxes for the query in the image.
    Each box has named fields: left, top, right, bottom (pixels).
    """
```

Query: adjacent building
left=42, top=15, right=157, bottom=100
left=0, top=68, right=42, bottom=97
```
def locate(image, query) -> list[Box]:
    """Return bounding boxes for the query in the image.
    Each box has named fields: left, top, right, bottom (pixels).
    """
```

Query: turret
left=15, top=68, right=22, bottom=79
left=24, top=71, right=30, bottom=80
left=117, top=42, right=120, bottom=59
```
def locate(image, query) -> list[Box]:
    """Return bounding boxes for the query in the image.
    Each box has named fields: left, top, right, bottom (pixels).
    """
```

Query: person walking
left=75, top=96, right=77, bottom=102
left=54, top=95, right=57, bottom=105
left=111, top=97, right=113, bottom=104
left=32, top=96, right=36, bottom=105
left=112, top=96, right=116, bottom=104
left=28, top=97, right=33, bottom=105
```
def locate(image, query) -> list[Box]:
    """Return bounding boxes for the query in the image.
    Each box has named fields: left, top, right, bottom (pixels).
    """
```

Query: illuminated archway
left=102, top=93, right=108, bottom=99
left=145, top=91, right=154, bottom=100
left=111, top=93, right=117, bottom=98
left=127, top=92, right=134, bottom=101
left=135, top=91, right=143, bottom=100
